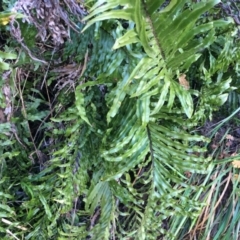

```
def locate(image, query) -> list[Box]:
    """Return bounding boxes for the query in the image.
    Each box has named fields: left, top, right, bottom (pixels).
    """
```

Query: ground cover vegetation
left=0, top=0, right=240, bottom=239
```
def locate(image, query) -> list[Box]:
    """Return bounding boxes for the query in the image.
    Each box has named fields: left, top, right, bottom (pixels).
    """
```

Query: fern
left=69, top=0, right=234, bottom=239
left=0, top=1, right=237, bottom=239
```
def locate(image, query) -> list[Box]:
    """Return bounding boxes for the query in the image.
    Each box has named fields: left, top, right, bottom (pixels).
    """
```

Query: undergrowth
left=0, top=0, right=240, bottom=239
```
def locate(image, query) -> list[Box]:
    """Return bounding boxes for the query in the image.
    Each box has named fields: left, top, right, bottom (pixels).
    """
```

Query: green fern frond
left=2, top=0, right=237, bottom=239
left=75, top=0, right=232, bottom=238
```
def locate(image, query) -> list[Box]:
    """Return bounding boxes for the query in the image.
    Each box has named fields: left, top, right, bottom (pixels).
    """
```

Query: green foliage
left=1, top=1, right=240, bottom=239
left=167, top=111, right=240, bottom=239
left=0, top=50, right=16, bottom=71
left=71, top=0, right=235, bottom=239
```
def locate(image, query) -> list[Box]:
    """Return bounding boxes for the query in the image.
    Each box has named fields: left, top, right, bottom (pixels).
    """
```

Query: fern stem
left=142, top=0, right=166, bottom=60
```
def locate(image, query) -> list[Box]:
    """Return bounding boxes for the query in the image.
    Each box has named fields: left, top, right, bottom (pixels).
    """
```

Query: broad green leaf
left=82, top=10, right=132, bottom=32
left=173, top=82, right=193, bottom=118
left=145, top=0, right=166, bottom=15
left=151, top=81, right=170, bottom=115
left=218, top=93, right=229, bottom=105
left=0, top=61, right=10, bottom=70
left=140, top=96, right=150, bottom=126
left=0, top=50, right=17, bottom=59
left=112, top=29, right=139, bottom=50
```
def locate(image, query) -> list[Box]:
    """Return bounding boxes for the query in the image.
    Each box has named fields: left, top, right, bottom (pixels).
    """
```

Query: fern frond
left=76, top=0, right=232, bottom=238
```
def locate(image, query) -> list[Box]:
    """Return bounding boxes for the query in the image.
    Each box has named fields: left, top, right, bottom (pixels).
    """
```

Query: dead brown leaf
left=211, top=144, right=218, bottom=149
left=226, top=134, right=234, bottom=140
left=178, top=74, right=190, bottom=90
left=232, top=160, right=240, bottom=168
